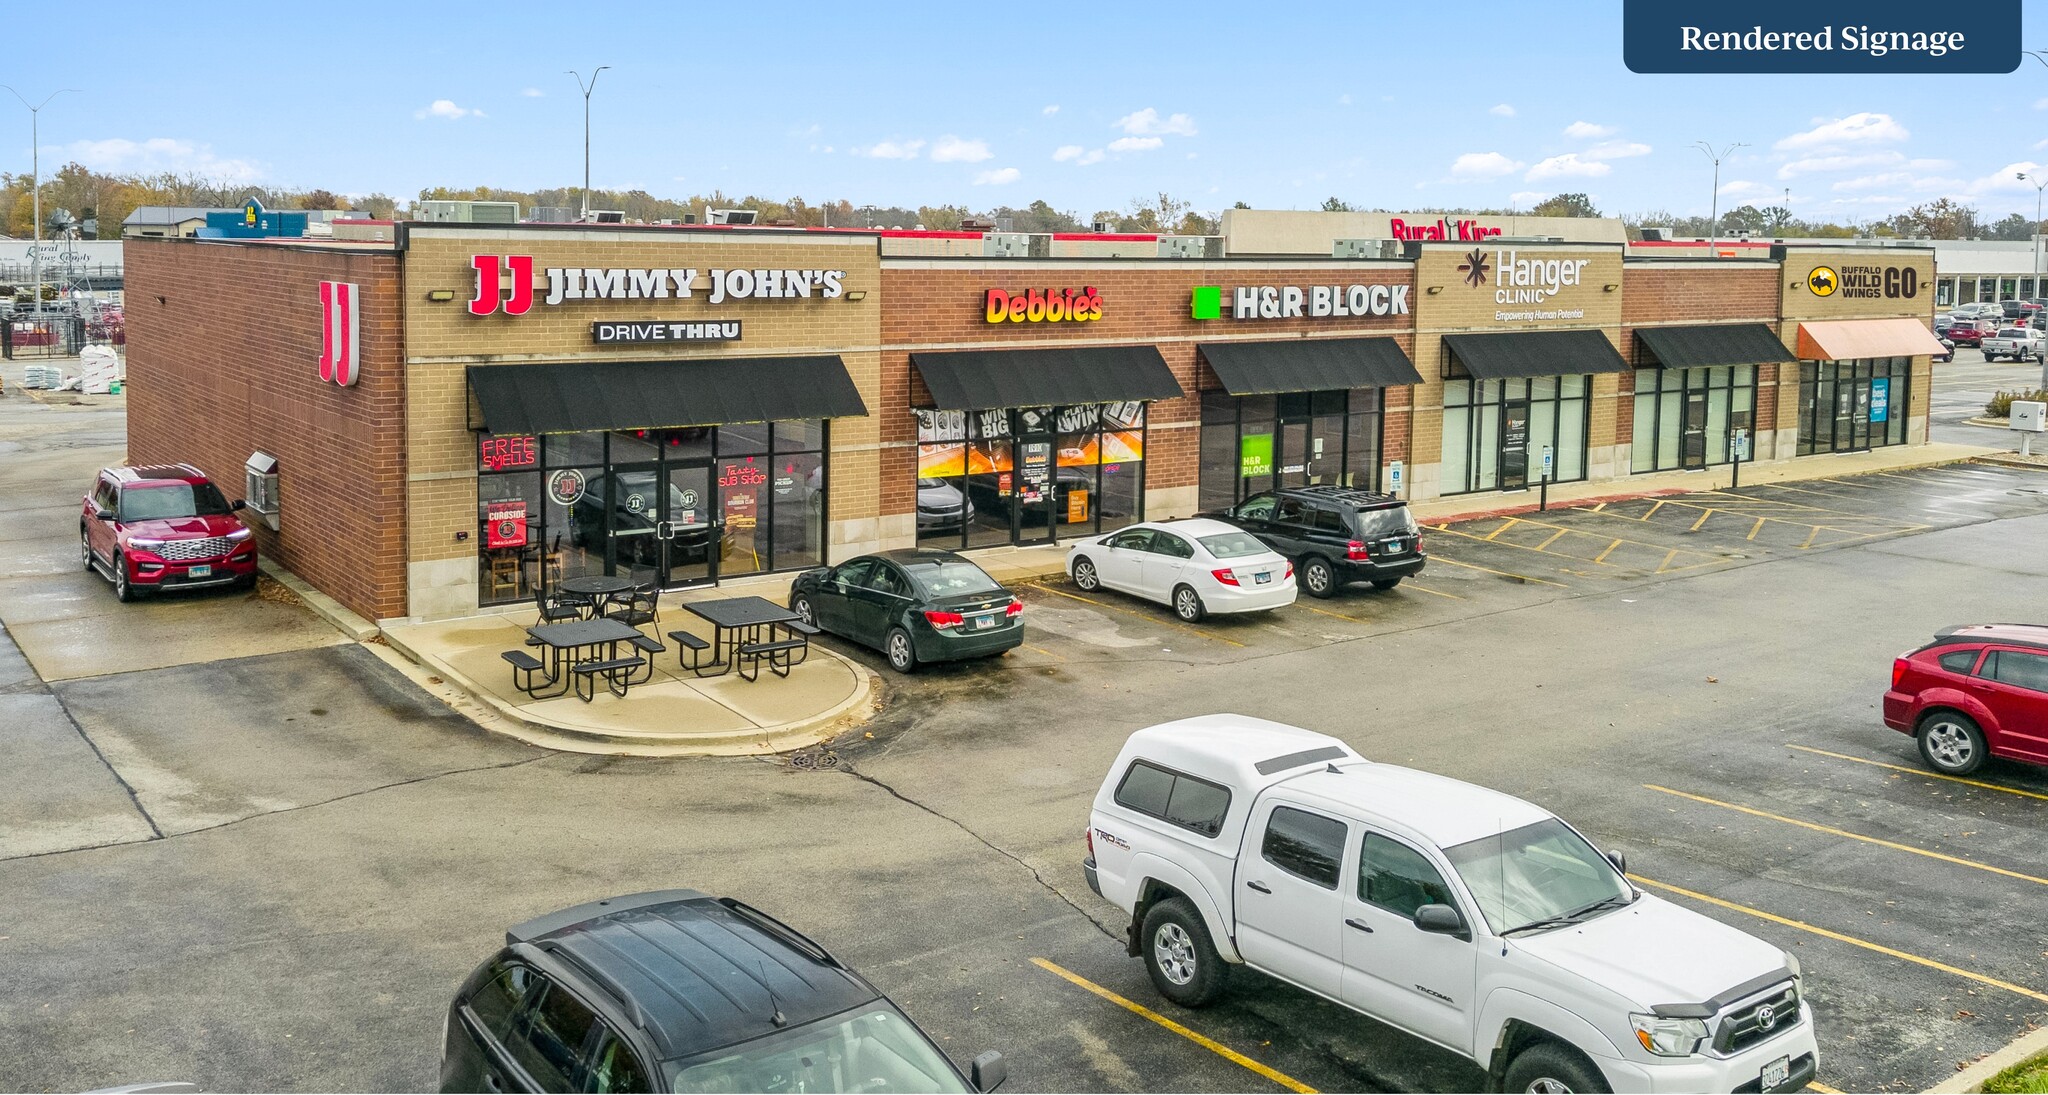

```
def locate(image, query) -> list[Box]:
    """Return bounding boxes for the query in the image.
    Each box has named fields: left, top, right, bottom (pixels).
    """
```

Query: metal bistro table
left=557, top=574, right=636, bottom=619
left=521, top=617, right=644, bottom=699
left=683, top=596, right=802, bottom=677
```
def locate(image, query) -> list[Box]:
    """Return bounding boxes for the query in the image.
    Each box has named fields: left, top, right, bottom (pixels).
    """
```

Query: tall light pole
left=1691, top=140, right=1748, bottom=253
left=3, top=85, right=81, bottom=314
left=567, top=67, right=609, bottom=220
left=2018, top=171, right=2047, bottom=295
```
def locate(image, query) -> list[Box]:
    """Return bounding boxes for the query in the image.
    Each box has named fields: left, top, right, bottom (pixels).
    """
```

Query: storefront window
left=1196, top=389, right=1381, bottom=507
left=1441, top=375, right=1590, bottom=495
left=917, top=403, right=1145, bottom=551
left=1797, top=358, right=1909, bottom=455
left=1629, top=365, right=1758, bottom=473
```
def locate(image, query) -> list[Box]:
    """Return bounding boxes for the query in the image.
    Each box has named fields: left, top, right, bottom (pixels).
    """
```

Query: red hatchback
left=81, top=464, right=258, bottom=601
left=1884, top=624, right=2048, bottom=775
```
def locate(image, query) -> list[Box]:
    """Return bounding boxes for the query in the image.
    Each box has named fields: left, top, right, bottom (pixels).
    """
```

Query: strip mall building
left=123, top=223, right=1942, bottom=624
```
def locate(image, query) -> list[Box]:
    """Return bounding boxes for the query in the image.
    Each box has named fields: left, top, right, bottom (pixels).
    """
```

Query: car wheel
left=885, top=627, right=918, bottom=673
left=1072, top=556, right=1100, bottom=592
left=234, top=572, right=259, bottom=592
left=1299, top=556, right=1337, bottom=598
left=80, top=526, right=95, bottom=571
left=1172, top=584, right=1204, bottom=622
left=1918, top=712, right=1987, bottom=775
left=1503, top=1042, right=1611, bottom=1094
left=1141, top=897, right=1228, bottom=1008
left=791, top=594, right=816, bottom=628
left=113, top=553, right=138, bottom=602
left=1371, top=577, right=1402, bottom=591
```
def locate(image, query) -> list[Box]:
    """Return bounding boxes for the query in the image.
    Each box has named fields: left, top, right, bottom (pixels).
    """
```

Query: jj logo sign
left=469, top=255, right=537, bottom=316
left=317, top=280, right=361, bottom=386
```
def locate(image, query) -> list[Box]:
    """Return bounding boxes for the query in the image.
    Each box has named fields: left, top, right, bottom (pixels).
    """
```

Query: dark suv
left=1209, top=485, right=1425, bottom=597
left=441, top=890, right=1007, bottom=1094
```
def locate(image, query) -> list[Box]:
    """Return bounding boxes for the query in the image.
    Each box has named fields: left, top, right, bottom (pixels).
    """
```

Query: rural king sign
left=467, top=254, right=846, bottom=316
left=1390, top=216, right=1503, bottom=242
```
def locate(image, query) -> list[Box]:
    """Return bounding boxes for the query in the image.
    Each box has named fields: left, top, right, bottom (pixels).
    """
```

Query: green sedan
left=787, top=549, right=1023, bottom=673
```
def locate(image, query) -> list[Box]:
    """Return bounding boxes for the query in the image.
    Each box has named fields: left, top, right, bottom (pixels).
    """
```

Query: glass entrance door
left=1681, top=392, right=1708, bottom=469
left=659, top=463, right=715, bottom=588
left=604, top=463, right=663, bottom=589
left=1013, top=437, right=1057, bottom=545
left=1500, top=401, right=1531, bottom=490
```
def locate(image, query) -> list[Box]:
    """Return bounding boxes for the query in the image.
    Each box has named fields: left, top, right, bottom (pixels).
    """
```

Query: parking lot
left=6, top=372, right=2048, bottom=1095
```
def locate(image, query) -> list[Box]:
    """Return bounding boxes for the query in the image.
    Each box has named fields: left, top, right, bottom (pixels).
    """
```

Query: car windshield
left=1355, top=507, right=1419, bottom=538
left=667, top=1005, right=969, bottom=1094
left=916, top=478, right=954, bottom=490
left=911, top=562, right=1002, bottom=598
left=1443, top=817, right=1631, bottom=935
left=1197, top=531, right=1270, bottom=559
left=2000, top=329, right=2027, bottom=338
left=120, top=483, right=231, bottom=521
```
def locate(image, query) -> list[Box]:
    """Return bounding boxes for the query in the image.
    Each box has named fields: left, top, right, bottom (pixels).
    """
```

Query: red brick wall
left=879, top=264, right=1416, bottom=513
left=124, top=239, right=407, bottom=621
left=1619, top=263, right=1784, bottom=359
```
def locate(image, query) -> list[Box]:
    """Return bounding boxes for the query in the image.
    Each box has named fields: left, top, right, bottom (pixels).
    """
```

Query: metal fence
left=1, top=316, right=86, bottom=359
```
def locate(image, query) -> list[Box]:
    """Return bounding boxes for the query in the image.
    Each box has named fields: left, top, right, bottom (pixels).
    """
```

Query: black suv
left=1210, top=486, right=1425, bottom=597
left=441, top=890, right=1006, bottom=1094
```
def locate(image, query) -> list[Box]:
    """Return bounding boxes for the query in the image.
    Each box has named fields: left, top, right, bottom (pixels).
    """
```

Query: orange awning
left=1794, top=318, right=1947, bottom=361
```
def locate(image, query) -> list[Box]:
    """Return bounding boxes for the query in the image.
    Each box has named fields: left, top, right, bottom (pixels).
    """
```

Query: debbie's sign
left=468, top=255, right=846, bottom=316
left=592, top=320, right=742, bottom=345
left=984, top=287, right=1103, bottom=323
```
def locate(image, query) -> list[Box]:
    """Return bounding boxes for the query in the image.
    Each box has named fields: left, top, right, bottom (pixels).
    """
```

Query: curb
left=1928, top=1022, right=2048, bottom=1094
left=377, top=624, right=878, bottom=758
left=257, top=558, right=379, bottom=641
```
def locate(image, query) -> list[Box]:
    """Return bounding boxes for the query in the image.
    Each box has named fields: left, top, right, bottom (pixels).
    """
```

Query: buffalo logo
left=317, top=281, right=360, bottom=386
left=469, top=254, right=537, bottom=316
left=1458, top=248, right=1491, bottom=289
left=1807, top=266, right=1838, bottom=297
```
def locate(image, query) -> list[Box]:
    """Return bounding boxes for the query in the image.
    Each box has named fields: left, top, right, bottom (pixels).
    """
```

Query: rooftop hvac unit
left=1639, top=226, right=1669, bottom=241
left=527, top=206, right=575, bottom=223
left=706, top=209, right=757, bottom=225
left=581, top=210, right=626, bottom=224
left=1728, top=229, right=1756, bottom=240
left=1093, top=220, right=1115, bottom=234
left=414, top=200, right=521, bottom=224
left=1331, top=238, right=1401, bottom=260
left=983, top=232, right=1047, bottom=258
left=1158, top=236, right=1224, bottom=259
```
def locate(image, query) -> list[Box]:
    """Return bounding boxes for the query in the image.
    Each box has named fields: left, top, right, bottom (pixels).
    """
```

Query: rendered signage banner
left=1623, top=0, right=2017, bottom=74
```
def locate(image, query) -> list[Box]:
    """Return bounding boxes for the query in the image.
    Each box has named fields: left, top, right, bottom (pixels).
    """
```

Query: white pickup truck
left=1082, top=716, right=1817, bottom=1094
left=1981, top=326, right=2044, bottom=363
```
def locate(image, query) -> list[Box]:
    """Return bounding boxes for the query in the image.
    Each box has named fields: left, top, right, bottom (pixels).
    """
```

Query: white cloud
left=1052, top=145, right=1084, bottom=162
left=1774, top=112, right=1909, bottom=151
left=61, top=137, right=262, bottom=182
left=1450, top=151, right=1524, bottom=178
left=1830, top=171, right=1964, bottom=193
left=1108, top=136, right=1164, bottom=153
left=1775, top=151, right=1906, bottom=179
left=854, top=139, right=924, bottom=160
left=1042, top=104, right=1059, bottom=115
left=1509, top=191, right=1546, bottom=206
left=973, top=167, right=1021, bottom=185
left=1489, top=103, right=1516, bottom=117
left=1075, top=148, right=1106, bottom=165
left=1967, top=161, right=2048, bottom=195
left=930, top=136, right=993, bottom=163
left=1564, top=121, right=1615, bottom=139
left=1718, top=180, right=1768, bottom=197
left=416, top=99, right=482, bottom=121
left=1526, top=153, right=1611, bottom=180
left=1114, top=107, right=1197, bottom=136
left=521, top=87, right=544, bottom=98
left=1585, top=140, right=1651, bottom=159
left=1338, top=93, right=1353, bottom=106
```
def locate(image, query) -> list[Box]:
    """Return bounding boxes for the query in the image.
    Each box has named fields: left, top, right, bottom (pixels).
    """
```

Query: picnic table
left=519, top=617, right=644, bottom=699
left=558, top=574, right=636, bottom=618
left=681, top=596, right=802, bottom=678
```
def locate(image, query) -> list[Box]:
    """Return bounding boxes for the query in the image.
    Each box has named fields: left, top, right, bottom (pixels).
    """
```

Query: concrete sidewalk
left=382, top=578, right=874, bottom=757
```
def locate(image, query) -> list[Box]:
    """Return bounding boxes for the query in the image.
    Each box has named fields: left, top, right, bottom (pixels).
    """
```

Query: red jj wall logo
left=317, top=281, right=361, bottom=386
left=469, top=255, right=537, bottom=316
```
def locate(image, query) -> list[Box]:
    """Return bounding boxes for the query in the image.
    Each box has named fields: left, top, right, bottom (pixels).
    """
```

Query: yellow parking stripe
left=1403, top=582, right=1464, bottom=600
left=1296, top=602, right=1367, bottom=623
left=1593, top=539, right=1623, bottom=564
left=1643, top=785, right=2048, bottom=887
left=1483, top=518, right=1517, bottom=542
left=1031, top=583, right=1247, bottom=647
left=1808, top=1081, right=1843, bottom=1093
left=1629, top=876, right=2048, bottom=1006
left=1031, top=959, right=1317, bottom=1094
left=1688, top=510, right=1713, bottom=532
left=1536, top=529, right=1570, bottom=551
left=1426, top=554, right=1570, bottom=587
left=1786, top=744, right=2048, bottom=803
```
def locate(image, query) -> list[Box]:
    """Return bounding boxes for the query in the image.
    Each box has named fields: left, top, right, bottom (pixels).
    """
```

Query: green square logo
left=1191, top=285, right=1222, bottom=320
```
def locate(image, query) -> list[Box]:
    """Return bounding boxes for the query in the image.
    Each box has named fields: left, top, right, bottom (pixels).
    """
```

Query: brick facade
left=124, top=238, right=407, bottom=621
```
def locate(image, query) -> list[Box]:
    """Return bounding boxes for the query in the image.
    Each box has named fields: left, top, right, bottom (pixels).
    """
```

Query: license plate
left=1761, top=1055, right=1789, bottom=1091
left=973, top=614, right=996, bottom=630
left=1254, top=571, right=1271, bottom=584
left=188, top=565, right=212, bottom=578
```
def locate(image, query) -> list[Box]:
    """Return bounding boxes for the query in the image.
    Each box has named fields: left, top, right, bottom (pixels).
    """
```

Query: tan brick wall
left=1778, top=249, right=1939, bottom=436
left=124, top=238, right=408, bottom=621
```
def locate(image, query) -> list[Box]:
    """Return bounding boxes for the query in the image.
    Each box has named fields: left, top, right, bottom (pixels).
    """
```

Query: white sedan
left=1065, top=518, right=1296, bottom=621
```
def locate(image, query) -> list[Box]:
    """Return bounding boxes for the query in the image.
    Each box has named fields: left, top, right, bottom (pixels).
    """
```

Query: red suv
left=81, top=464, right=258, bottom=601
left=1884, top=624, right=2048, bottom=775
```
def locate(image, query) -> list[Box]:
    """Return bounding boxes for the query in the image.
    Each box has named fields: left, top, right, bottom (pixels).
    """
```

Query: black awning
left=1196, top=337, right=1421, bottom=395
left=1634, top=323, right=1795, bottom=369
left=466, top=356, right=868, bottom=435
left=910, top=345, right=1183, bottom=410
left=1442, top=330, right=1629, bottom=380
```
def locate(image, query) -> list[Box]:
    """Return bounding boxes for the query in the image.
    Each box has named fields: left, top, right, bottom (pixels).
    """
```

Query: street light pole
left=3, top=85, right=81, bottom=315
left=2028, top=171, right=2048, bottom=388
left=567, top=67, right=609, bottom=221
left=1691, top=140, right=1748, bottom=253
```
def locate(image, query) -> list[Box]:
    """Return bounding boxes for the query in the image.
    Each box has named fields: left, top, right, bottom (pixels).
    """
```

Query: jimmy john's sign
left=468, top=255, right=847, bottom=316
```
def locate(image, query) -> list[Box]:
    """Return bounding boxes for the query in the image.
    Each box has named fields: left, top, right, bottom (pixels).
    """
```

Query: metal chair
left=604, top=584, right=660, bottom=629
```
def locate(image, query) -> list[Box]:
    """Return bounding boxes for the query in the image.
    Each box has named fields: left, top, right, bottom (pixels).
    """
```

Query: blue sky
left=6, top=1, right=2047, bottom=221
